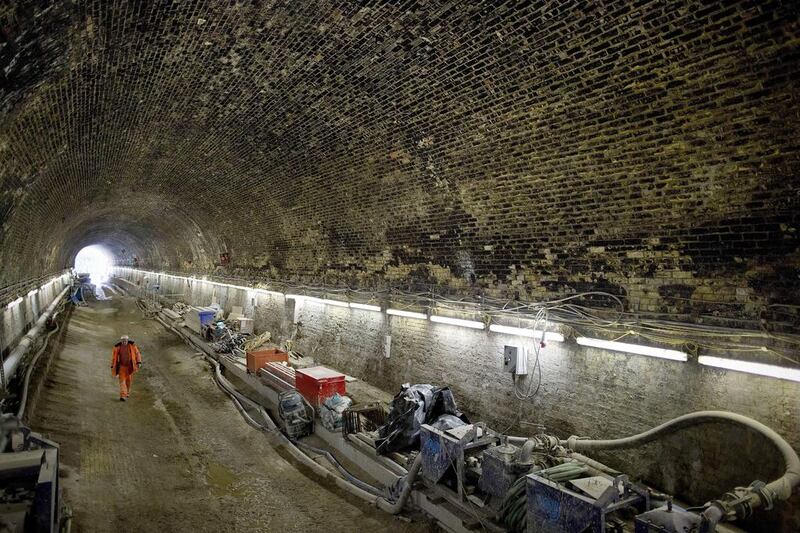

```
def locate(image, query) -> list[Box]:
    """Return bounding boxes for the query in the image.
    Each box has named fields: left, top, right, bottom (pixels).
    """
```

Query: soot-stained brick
left=0, top=1, right=797, bottom=331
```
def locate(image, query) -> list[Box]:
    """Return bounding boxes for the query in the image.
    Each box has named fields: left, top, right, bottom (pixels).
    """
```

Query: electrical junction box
left=503, top=345, right=528, bottom=375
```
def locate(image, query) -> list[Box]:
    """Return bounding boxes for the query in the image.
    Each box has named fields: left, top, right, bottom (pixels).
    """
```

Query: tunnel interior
left=0, top=1, right=798, bottom=532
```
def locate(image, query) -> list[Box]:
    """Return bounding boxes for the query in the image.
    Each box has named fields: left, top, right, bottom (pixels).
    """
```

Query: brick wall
left=0, top=1, right=798, bottom=331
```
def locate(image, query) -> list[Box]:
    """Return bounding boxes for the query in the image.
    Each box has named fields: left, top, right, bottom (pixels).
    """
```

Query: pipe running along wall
left=2, top=286, right=70, bottom=389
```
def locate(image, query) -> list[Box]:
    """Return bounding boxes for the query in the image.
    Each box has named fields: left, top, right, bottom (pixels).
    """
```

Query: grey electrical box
left=503, top=345, right=528, bottom=375
left=503, top=346, right=518, bottom=373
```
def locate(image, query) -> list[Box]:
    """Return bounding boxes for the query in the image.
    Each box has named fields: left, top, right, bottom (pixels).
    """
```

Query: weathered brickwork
left=117, top=268, right=800, bottom=531
left=1, top=1, right=798, bottom=331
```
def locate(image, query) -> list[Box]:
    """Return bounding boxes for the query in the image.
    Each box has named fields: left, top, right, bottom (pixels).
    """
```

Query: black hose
left=294, top=441, right=385, bottom=497
left=17, top=322, right=60, bottom=419
left=15, top=299, right=66, bottom=419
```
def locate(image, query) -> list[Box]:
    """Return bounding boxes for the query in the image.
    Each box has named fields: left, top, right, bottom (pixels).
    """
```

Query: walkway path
left=31, top=296, right=419, bottom=532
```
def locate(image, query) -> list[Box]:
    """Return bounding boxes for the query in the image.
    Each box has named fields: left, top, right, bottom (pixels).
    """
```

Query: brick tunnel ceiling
left=1, top=1, right=799, bottom=327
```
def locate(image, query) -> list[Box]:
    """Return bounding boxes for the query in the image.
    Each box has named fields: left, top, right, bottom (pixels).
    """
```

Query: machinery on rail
left=148, top=298, right=799, bottom=533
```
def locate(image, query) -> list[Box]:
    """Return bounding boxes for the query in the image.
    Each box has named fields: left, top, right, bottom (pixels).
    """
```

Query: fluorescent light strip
left=320, top=298, right=349, bottom=308
left=255, top=289, right=283, bottom=297
left=288, top=295, right=349, bottom=308
left=489, top=324, right=565, bottom=342
left=349, top=302, right=381, bottom=312
left=576, top=337, right=687, bottom=362
left=6, top=297, right=23, bottom=309
left=27, top=289, right=39, bottom=297
left=387, top=308, right=427, bottom=320
left=430, top=315, right=485, bottom=330
left=699, top=356, right=800, bottom=383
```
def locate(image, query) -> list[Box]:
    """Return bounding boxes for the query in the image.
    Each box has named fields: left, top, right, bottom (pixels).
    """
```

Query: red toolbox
left=295, top=366, right=346, bottom=408
left=246, top=348, right=289, bottom=373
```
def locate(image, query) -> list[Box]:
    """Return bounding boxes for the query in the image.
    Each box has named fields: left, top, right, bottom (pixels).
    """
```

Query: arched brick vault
left=1, top=1, right=799, bottom=328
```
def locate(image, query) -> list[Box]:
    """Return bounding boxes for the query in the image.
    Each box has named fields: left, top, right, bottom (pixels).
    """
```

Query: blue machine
left=420, top=423, right=497, bottom=501
left=526, top=472, right=650, bottom=532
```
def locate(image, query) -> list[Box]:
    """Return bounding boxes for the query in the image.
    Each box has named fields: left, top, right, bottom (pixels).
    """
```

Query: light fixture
left=27, top=289, right=39, bottom=297
left=320, top=298, right=349, bottom=308
left=430, top=315, right=484, bottom=330
left=576, top=337, right=687, bottom=362
left=285, top=294, right=304, bottom=300
left=350, top=303, right=381, bottom=312
left=6, top=297, right=23, bottom=309
left=698, top=356, right=800, bottom=383
left=489, top=324, right=565, bottom=342
left=222, top=282, right=251, bottom=292
left=255, top=288, right=283, bottom=297
left=387, top=308, right=427, bottom=320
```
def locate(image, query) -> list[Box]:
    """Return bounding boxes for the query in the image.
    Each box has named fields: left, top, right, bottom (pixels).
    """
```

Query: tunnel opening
left=73, top=244, right=114, bottom=285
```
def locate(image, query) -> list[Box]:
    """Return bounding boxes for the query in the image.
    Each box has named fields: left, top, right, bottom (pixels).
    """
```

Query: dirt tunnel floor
left=31, top=296, right=425, bottom=532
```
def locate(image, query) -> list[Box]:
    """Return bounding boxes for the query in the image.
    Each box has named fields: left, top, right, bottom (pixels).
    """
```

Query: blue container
left=198, top=310, right=216, bottom=327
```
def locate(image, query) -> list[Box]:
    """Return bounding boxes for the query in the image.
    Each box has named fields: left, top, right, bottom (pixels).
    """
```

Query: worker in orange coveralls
left=111, top=335, right=142, bottom=401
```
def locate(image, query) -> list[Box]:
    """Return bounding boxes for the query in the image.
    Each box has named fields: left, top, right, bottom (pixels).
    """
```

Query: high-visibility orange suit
left=111, top=338, right=142, bottom=401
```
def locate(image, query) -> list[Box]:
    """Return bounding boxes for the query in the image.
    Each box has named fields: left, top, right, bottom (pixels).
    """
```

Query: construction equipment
left=184, top=306, right=216, bottom=334
left=0, top=416, right=63, bottom=533
left=277, top=391, right=313, bottom=440
left=149, top=306, right=798, bottom=533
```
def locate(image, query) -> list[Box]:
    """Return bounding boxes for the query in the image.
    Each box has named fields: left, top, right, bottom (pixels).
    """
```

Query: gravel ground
left=30, top=296, right=429, bottom=532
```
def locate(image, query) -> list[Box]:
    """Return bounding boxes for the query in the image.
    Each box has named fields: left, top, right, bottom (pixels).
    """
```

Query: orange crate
left=246, top=348, right=289, bottom=373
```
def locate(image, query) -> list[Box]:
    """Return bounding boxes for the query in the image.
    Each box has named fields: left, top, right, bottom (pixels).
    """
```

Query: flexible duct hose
left=295, top=441, right=385, bottom=497
left=563, top=411, right=800, bottom=515
left=153, top=314, right=421, bottom=514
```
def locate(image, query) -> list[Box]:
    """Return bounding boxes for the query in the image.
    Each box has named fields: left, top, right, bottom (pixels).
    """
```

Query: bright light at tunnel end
left=74, top=245, right=114, bottom=284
